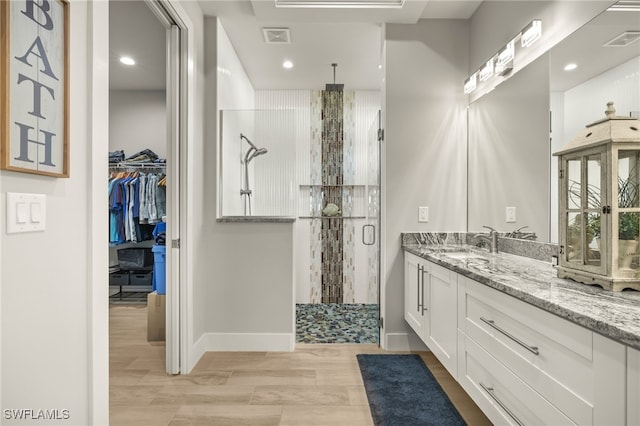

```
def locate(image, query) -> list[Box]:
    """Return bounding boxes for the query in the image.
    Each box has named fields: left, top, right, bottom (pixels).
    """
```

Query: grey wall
left=109, top=90, right=167, bottom=159
left=383, top=19, right=469, bottom=349
left=199, top=19, right=295, bottom=351
left=467, top=54, right=551, bottom=239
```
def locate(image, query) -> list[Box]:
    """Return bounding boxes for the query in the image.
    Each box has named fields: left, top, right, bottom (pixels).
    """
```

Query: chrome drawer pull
left=421, top=269, right=428, bottom=314
left=479, top=382, right=525, bottom=426
left=417, top=265, right=423, bottom=313
left=480, top=317, right=540, bottom=356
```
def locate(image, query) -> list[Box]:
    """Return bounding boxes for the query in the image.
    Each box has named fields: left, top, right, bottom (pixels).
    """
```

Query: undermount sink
left=444, top=252, right=489, bottom=262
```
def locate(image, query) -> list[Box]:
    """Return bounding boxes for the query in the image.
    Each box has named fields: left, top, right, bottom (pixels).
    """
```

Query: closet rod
left=109, top=161, right=166, bottom=169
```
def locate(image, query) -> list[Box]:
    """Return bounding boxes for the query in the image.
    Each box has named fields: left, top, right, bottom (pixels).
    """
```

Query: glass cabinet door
left=562, top=151, right=605, bottom=272
left=616, top=151, right=640, bottom=271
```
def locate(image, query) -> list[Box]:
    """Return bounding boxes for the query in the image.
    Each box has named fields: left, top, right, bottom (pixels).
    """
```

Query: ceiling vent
left=603, top=31, right=640, bottom=47
left=262, top=28, right=291, bottom=44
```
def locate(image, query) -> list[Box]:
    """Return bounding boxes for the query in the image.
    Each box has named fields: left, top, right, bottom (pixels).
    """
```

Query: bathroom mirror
left=467, top=4, right=640, bottom=243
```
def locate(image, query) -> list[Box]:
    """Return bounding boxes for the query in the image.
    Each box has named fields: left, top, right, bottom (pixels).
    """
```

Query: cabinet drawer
left=458, top=332, right=576, bottom=426
left=459, top=277, right=593, bottom=424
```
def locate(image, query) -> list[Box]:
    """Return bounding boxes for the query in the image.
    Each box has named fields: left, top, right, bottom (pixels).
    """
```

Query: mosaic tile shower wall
left=309, top=91, right=323, bottom=303
left=342, top=91, right=356, bottom=302
left=321, top=90, right=344, bottom=303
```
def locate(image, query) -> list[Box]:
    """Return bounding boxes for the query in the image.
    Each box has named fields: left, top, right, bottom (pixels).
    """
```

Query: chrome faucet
left=508, top=225, right=537, bottom=240
left=474, top=225, right=499, bottom=253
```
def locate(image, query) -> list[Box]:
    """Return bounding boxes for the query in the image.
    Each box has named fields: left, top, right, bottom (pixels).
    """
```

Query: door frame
left=144, top=0, right=189, bottom=375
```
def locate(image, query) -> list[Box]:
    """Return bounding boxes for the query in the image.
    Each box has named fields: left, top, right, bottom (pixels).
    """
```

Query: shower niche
left=219, top=109, right=297, bottom=217
left=298, top=185, right=367, bottom=219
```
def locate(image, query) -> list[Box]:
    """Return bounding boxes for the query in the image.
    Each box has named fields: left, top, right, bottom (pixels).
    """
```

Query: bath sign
left=1, top=0, right=69, bottom=177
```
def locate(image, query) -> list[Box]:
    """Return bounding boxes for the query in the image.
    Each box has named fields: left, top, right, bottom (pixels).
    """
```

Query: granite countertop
left=403, top=243, right=640, bottom=351
left=217, top=216, right=296, bottom=223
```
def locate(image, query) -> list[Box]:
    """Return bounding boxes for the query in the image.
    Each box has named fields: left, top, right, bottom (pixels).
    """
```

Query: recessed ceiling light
left=120, top=56, right=135, bottom=66
left=564, top=63, right=578, bottom=71
left=283, top=60, right=294, bottom=69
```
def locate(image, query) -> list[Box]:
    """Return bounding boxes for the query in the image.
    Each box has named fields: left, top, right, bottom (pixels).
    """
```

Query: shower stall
left=220, top=89, right=381, bottom=344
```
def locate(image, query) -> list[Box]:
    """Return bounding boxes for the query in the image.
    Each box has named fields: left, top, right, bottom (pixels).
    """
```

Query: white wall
left=383, top=19, right=469, bottom=350
left=109, top=90, right=167, bottom=159
left=562, top=56, right=640, bottom=144
left=0, top=1, right=109, bottom=424
left=217, top=21, right=255, bottom=217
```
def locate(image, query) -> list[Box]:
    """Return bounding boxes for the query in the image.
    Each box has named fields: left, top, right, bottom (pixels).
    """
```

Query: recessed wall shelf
left=299, top=216, right=367, bottom=219
left=299, top=184, right=367, bottom=187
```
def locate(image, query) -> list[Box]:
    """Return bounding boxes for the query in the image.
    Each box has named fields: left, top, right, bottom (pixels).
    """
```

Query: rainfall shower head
left=325, top=63, right=344, bottom=92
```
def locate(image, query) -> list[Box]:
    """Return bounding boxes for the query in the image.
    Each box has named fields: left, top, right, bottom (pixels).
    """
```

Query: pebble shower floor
left=296, top=303, right=379, bottom=344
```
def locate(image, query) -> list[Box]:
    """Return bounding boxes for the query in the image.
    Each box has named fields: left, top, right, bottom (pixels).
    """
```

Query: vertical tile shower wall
left=255, top=89, right=379, bottom=305
left=322, top=90, right=345, bottom=303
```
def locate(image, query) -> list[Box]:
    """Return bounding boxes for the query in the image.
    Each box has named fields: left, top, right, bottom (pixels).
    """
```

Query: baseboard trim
left=384, top=332, right=429, bottom=351
left=192, top=332, right=295, bottom=356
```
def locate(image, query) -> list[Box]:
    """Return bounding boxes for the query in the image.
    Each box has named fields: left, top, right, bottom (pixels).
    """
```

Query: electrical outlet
left=506, top=206, right=516, bottom=223
left=418, top=206, right=429, bottom=222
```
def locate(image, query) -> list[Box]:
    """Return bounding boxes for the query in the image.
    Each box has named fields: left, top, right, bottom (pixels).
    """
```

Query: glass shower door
left=363, top=110, right=381, bottom=334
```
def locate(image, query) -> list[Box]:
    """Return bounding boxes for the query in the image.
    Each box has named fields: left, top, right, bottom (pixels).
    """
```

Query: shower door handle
left=362, top=224, right=376, bottom=246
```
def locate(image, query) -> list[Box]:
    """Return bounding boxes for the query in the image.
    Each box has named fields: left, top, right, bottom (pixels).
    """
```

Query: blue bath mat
left=357, top=354, right=466, bottom=426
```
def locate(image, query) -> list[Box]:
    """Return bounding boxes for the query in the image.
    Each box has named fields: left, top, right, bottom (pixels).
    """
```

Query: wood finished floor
left=110, top=304, right=491, bottom=426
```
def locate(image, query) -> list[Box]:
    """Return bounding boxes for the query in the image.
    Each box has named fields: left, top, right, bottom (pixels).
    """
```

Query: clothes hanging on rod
left=109, top=164, right=166, bottom=245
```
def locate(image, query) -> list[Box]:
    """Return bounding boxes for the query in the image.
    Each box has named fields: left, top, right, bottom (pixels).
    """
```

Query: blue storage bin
left=152, top=245, right=166, bottom=294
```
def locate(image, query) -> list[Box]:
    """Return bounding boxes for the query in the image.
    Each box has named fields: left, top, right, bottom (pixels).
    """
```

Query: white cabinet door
left=629, top=347, right=640, bottom=426
left=404, top=252, right=458, bottom=378
left=404, top=252, right=427, bottom=337
left=426, top=262, right=458, bottom=379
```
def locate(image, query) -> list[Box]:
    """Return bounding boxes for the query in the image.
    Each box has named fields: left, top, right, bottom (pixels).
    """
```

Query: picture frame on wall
left=0, top=0, right=69, bottom=177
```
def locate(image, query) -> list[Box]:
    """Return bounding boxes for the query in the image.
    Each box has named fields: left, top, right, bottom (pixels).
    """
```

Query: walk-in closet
left=108, top=0, right=168, bottom=343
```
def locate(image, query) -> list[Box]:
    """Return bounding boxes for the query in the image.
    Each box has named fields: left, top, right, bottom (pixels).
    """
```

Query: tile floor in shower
left=296, top=303, right=379, bottom=344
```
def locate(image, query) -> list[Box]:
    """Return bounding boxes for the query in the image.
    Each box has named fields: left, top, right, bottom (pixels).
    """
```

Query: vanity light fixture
left=479, top=59, right=495, bottom=82
left=521, top=19, right=542, bottom=47
left=607, top=0, right=640, bottom=12
left=495, top=41, right=514, bottom=76
left=282, top=60, right=294, bottom=69
left=119, top=56, right=135, bottom=66
left=564, top=63, right=578, bottom=71
left=464, top=73, right=477, bottom=94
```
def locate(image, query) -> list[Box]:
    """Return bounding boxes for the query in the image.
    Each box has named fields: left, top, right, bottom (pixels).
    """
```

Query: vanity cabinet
left=404, top=251, right=458, bottom=378
left=630, top=347, right=640, bottom=425
left=404, top=252, right=428, bottom=338
left=457, top=276, right=626, bottom=425
left=403, top=250, right=639, bottom=424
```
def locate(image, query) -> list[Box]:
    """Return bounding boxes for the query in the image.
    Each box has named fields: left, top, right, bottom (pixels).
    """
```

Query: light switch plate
left=506, top=206, right=516, bottom=223
left=418, top=206, right=429, bottom=222
left=7, top=192, right=46, bottom=233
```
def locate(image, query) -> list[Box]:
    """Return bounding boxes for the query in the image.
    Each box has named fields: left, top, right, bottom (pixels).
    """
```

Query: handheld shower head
left=245, top=147, right=268, bottom=163
left=242, top=133, right=268, bottom=163
left=240, top=133, right=257, bottom=150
